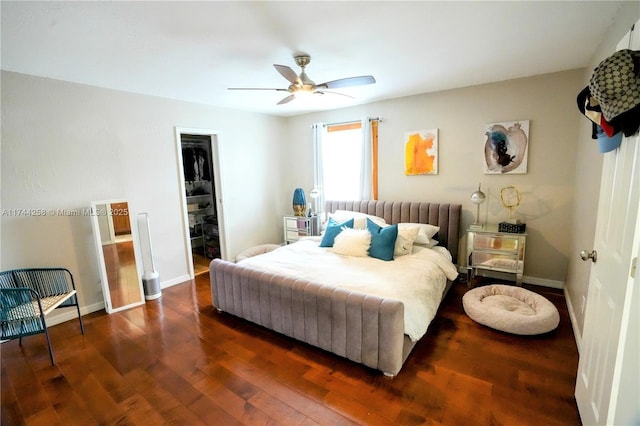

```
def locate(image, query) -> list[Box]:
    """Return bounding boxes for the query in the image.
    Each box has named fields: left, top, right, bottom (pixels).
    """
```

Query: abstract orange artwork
left=405, top=129, right=438, bottom=175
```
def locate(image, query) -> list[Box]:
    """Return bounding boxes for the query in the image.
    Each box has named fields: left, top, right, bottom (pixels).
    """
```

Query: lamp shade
left=470, top=183, right=486, bottom=225
left=471, top=189, right=486, bottom=205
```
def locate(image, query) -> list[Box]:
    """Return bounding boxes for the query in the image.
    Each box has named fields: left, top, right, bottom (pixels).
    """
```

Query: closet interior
left=180, top=134, right=220, bottom=271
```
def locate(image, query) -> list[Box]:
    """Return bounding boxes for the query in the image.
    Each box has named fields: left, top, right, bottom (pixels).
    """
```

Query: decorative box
left=498, top=221, right=526, bottom=233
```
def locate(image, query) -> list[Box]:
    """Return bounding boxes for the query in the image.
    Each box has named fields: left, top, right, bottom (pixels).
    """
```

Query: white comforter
left=238, top=238, right=459, bottom=341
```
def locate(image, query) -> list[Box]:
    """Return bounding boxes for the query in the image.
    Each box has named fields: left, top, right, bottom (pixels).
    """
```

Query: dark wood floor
left=1, top=273, right=581, bottom=425
left=193, top=253, right=213, bottom=276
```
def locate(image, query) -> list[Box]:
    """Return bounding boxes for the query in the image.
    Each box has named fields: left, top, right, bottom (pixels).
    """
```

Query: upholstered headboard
left=325, top=200, right=462, bottom=264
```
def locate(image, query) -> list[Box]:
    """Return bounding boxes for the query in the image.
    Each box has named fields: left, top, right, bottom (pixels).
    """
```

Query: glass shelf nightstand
left=283, top=216, right=321, bottom=244
left=466, top=225, right=527, bottom=288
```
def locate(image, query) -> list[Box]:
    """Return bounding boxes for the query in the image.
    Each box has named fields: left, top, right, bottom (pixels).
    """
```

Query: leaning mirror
left=90, top=200, right=145, bottom=313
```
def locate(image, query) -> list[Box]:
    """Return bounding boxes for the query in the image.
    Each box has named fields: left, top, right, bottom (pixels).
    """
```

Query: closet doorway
left=176, top=128, right=226, bottom=277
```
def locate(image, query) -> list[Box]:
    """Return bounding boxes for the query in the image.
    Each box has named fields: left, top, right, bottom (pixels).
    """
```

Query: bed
left=209, top=200, right=461, bottom=376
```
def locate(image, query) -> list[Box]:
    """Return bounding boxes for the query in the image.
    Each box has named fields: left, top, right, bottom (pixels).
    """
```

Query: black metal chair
left=0, top=268, right=85, bottom=364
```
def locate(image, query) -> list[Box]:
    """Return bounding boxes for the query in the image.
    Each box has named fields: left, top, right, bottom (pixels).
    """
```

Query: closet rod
left=181, top=141, right=208, bottom=147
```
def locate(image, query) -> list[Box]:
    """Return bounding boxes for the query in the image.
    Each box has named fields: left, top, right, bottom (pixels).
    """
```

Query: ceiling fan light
left=295, top=90, right=313, bottom=99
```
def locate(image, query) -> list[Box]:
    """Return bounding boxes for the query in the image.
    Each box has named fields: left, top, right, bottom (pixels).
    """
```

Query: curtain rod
left=321, top=117, right=383, bottom=127
left=323, top=120, right=360, bottom=127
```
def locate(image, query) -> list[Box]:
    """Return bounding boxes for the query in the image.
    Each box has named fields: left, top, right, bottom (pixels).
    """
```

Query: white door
left=575, top=23, right=640, bottom=425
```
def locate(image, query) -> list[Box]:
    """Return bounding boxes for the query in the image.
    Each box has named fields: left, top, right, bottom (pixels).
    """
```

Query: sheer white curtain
left=313, top=119, right=373, bottom=214
left=312, top=123, right=325, bottom=215
left=359, top=118, right=373, bottom=200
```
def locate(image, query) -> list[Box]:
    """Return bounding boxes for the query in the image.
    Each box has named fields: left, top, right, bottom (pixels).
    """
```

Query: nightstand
left=283, top=216, right=321, bottom=244
left=466, top=225, right=526, bottom=287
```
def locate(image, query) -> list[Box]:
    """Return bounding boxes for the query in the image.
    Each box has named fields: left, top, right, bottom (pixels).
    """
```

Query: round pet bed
left=235, top=244, right=280, bottom=262
left=462, top=284, right=559, bottom=335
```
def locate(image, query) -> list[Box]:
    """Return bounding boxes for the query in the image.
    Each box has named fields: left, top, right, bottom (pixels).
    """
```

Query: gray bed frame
left=209, top=200, right=461, bottom=376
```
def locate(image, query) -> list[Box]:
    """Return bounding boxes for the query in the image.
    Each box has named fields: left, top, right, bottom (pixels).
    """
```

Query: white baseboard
left=563, top=286, right=583, bottom=354
left=44, top=301, right=105, bottom=327
left=162, top=274, right=191, bottom=289
left=457, top=266, right=565, bottom=289
left=523, top=275, right=564, bottom=289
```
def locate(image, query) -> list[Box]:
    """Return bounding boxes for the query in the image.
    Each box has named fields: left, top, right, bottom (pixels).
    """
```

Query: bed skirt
left=209, top=258, right=416, bottom=376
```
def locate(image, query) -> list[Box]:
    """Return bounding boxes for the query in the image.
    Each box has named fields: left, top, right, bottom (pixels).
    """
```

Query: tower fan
left=137, top=212, right=161, bottom=300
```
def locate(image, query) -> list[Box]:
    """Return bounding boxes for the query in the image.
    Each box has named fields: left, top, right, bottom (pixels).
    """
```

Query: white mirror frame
left=90, top=199, right=145, bottom=313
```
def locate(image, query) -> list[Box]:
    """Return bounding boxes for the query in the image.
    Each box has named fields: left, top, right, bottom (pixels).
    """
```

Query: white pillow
left=332, top=228, right=371, bottom=257
left=414, top=239, right=439, bottom=249
left=394, top=224, right=420, bottom=257
left=329, top=210, right=387, bottom=230
left=399, top=223, right=440, bottom=245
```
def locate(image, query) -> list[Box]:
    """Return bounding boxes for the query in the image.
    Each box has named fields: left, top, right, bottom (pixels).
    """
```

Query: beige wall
left=3, top=68, right=583, bottom=323
left=285, top=70, right=584, bottom=286
left=1, top=71, right=287, bottom=321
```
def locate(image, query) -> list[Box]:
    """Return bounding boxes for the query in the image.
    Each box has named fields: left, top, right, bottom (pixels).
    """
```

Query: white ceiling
left=0, top=1, right=626, bottom=117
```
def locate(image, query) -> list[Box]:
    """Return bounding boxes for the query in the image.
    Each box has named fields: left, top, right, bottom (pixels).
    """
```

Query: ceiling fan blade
left=277, top=94, right=296, bottom=105
left=274, top=64, right=299, bottom=84
left=228, top=87, right=289, bottom=91
left=316, top=75, right=376, bottom=90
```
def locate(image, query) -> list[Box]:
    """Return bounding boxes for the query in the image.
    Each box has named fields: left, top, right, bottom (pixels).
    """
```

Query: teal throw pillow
left=366, top=219, right=398, bottom=261
left=319, top=218, right=355, bottom=247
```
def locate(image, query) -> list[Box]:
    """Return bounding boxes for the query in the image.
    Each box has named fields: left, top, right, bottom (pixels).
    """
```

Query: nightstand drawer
left=473, top=234, right=520, bottom=252
left=285, top=228, right=310, bottom=240
left=472, top=252, right=523, bottom=274
left=283, top=216, right=320, bottom=244
left=284, top=217, right=307, bottom=230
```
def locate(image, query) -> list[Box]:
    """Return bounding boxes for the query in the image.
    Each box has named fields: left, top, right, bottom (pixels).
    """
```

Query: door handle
left=580, top=250, right=597, bottom=263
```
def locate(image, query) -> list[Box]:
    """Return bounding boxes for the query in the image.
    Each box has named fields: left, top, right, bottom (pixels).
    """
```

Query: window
left=313, top=119, right=380, bottom=211
left=322, top=122, right=363, bottom=200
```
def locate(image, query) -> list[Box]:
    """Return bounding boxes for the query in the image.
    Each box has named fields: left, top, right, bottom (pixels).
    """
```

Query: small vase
left=292, top=188, right=306, bottom=216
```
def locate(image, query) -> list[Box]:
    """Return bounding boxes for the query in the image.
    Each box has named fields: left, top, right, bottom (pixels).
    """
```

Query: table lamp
left=470, top=183, right=486, bottom=230
left=309, top=187, right=320, bottom=216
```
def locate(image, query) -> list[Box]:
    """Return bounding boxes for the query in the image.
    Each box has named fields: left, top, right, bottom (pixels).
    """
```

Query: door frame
left=175, top=127, right=228, bottom=278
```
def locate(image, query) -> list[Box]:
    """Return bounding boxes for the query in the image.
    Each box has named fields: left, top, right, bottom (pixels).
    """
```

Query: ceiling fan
left=228, top=54, right=376, bottom=105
